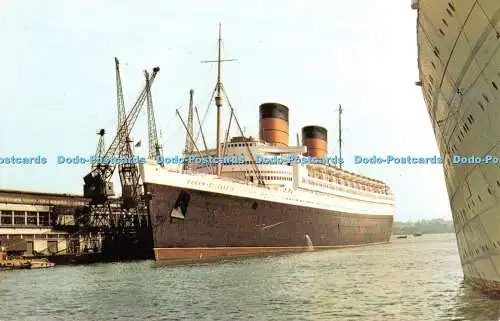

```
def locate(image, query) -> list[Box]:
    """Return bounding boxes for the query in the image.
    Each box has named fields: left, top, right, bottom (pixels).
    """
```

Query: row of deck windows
left=255, top=176, right=292, bottom=181
left=307, top=176, right=386, bottom=194
left=455, top=181, right=500, bottom=232
left=303, top=178, right=390, bottom=199
left=461, top=239, right=500, bottom=262
left=227, top=143, right=257, bottom=148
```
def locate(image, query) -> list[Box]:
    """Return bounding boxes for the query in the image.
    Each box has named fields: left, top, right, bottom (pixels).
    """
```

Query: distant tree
left=392, top=219, right=454, bottom=234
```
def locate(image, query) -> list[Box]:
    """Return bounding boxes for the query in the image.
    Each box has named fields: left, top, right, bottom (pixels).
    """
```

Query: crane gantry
left=78, top=63, right=159, bottom=238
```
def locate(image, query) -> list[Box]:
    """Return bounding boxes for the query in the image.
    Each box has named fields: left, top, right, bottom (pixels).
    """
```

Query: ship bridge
left=182, top=136, right=305, bottom=187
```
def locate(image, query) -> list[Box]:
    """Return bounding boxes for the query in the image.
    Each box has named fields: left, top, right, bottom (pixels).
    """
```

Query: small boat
left=0, top=259, right=31, bottom=270
left=29, top=258, right=56, bottom=269
left=396, top=235, right=408, bottom=239
left=413, top=233, right=423, bottom=237
left=0, top=251, right=55, bottom=270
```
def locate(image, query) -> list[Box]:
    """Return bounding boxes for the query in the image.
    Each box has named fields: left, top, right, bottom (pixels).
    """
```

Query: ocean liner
left=139, top=25, right=395, bottom=261
left=413, top=0, right=500, bottom=294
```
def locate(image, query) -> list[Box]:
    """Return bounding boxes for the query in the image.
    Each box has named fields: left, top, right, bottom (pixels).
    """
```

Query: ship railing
left=303, top=176, right=393, bottom=201
left=180, top=168, right=393, bottom=204
left=298, top=189, right=395, bottom=213
left=181, top=169, right=216, bottom=176
left=181, top=170, right=275, bottom=190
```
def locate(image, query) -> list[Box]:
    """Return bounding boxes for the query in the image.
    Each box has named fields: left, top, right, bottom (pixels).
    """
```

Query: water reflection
left=450, top=280, right=500, bottom=321
left=2, top=234, right=500, bottom=321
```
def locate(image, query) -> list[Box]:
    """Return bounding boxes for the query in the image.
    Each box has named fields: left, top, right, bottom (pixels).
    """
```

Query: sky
left=0, top=0, right=452, bottom=221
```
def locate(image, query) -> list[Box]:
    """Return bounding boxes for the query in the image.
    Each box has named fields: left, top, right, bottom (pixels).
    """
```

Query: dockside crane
left=145, top=70, right=162, bottom=160
left=91, top=129, right=106, bottom=170
left=83, top=66, right=160, bottom=207
left=114, top=58, right=144, bottom=209
left=115, top=58, right=126, bottom=132
left=50, top=63, right=159, bottom=261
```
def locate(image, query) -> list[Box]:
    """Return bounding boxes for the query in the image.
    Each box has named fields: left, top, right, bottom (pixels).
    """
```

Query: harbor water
left=2, top=233, right=500, bottom=320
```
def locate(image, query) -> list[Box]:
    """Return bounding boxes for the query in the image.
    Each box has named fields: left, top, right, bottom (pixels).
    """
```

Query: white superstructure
left=414, top=0, right=500, bottom=291
left=140, top=137, right=396, bottom=216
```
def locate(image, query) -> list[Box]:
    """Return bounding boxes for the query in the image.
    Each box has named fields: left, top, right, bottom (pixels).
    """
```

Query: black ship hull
left=144, top=183, right=393, bottom=260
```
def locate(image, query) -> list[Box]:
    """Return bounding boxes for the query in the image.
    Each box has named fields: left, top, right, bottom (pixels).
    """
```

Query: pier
left=0, top=188, right=153, bottom=264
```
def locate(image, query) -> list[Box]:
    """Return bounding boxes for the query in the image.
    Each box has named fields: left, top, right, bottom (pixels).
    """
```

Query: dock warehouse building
left=0, top=189, right=88, bottom=256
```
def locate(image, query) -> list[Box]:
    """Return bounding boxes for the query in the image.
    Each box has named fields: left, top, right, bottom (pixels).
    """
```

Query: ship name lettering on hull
left=186, top=179, right=235, bottom=192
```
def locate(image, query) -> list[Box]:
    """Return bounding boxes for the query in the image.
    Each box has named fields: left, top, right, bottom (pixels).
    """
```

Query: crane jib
left=85, top=66, right=159, bottom=184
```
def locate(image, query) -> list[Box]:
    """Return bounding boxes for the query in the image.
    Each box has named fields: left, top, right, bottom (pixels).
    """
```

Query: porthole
left=433, top=47, right=440, bottom=58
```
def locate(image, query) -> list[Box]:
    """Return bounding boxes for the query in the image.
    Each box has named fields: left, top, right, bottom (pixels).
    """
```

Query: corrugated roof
left=0, top=189, right=87, bottom=199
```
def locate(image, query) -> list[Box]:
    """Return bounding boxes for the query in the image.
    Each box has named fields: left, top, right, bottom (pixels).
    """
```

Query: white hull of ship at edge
left=414, top=0, right=500, bottom=293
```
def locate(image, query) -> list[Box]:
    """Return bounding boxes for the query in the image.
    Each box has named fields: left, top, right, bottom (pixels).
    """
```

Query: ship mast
left=215, top=24, right=223, bottom=176
left=201, top=23, right=237, bottom=176
left=338, top=104, right=343, bottom=169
